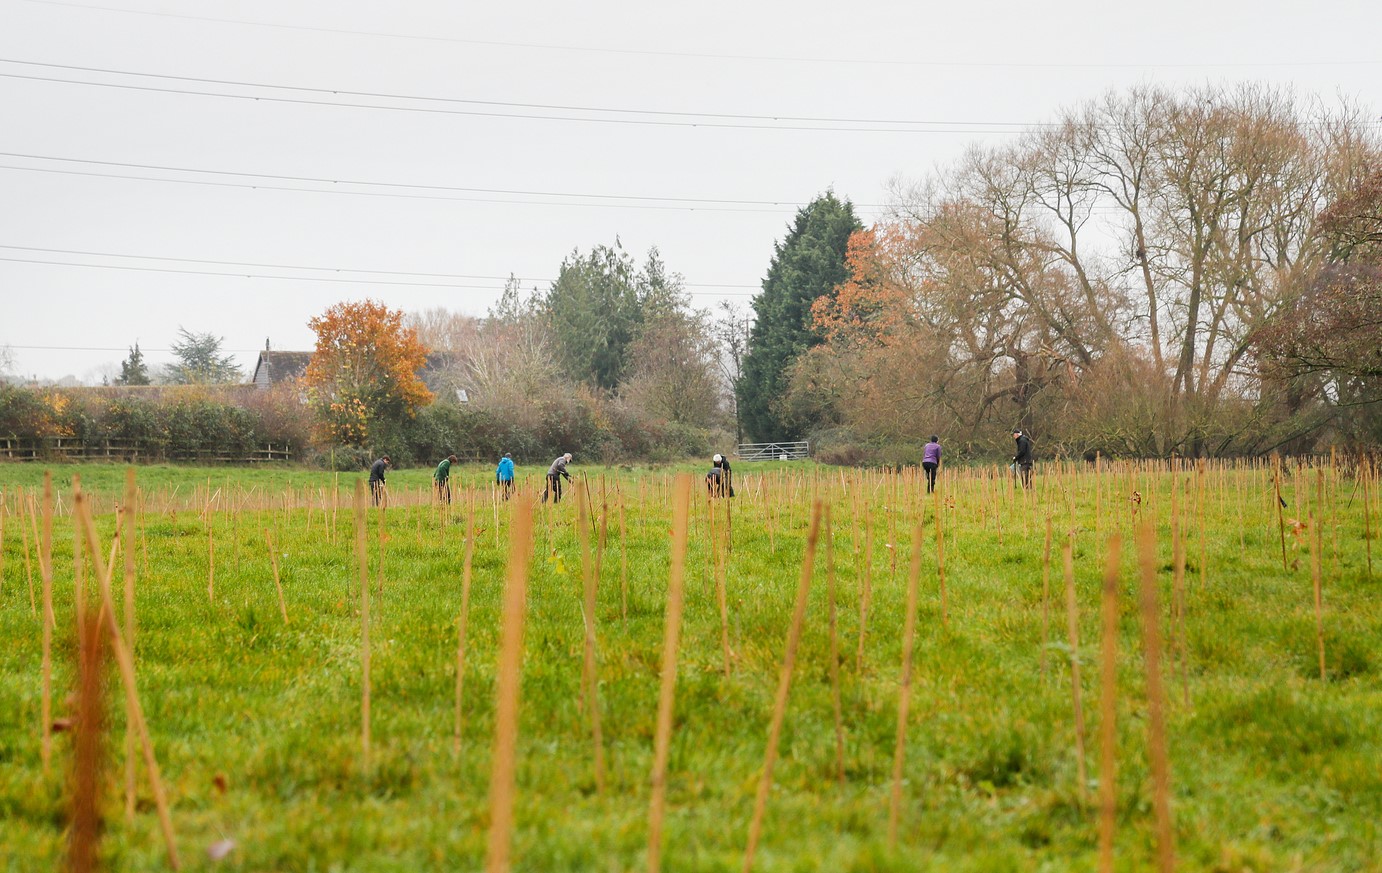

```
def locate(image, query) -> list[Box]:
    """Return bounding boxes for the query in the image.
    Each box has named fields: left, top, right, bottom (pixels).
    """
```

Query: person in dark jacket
left=922, top=436, right=941, bottom=494
left=1012, top=430, right=1033, bottom=489
left=368, top=455, right=391, bottom=506
left=495, top=453, right=515, bottom=500
left=542, top=453, right=573, bottom=504
left=434, top=454, right=458, bottom=503
left=707, top=453, right=734, bottom=497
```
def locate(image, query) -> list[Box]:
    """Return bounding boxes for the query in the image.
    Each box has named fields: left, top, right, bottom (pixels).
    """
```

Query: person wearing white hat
left=1012, top=430, right=1034, bottom=490
left=707, top=452, right=734, bottom=497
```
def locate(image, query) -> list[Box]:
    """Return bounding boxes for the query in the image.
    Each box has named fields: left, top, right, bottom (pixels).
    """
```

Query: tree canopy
left=1255, top=169, right=1382, bottom=445
left=166, top=329, right=241, bottom=385
left=778, top=87, right=1381, bottom=459
left=541, top=243, right=683, bottom=390
left=115, top=342, right=151, bottom=386
left=304, top=300, right=433, bottom=447
left=736, top=192, right=862, bottom=441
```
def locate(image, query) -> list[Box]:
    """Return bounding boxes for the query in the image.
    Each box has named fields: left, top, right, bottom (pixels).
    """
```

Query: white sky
left=2, top=0, right=1378, bottom=382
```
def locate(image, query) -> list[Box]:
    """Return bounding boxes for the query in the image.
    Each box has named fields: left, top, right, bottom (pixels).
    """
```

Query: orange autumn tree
left=783, top=224, right=945, bottom=442
left=810, top=226, right=915, bottom=348
left=305, top=300, right=433, bottom=447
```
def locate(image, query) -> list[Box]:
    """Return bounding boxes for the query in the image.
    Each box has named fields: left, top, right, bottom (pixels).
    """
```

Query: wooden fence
left=0, top=436, right=292, bottom=463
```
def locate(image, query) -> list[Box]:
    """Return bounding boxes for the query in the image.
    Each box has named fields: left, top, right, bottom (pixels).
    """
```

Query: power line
left=0, top=244, right=759, bottom=289
left=4, top=60, right=1370, bottom=139
left=4, top=343, right=269, bottom=353
left=0, top=151, right=840, bottom=208
left=0, top=152, right=891, bottom=212
left=16, top=0, right=1381, bottom=69
left=0, top=66, right=1027, bottom=134
left=0, top=58, right=1038, bottom=128
left=0, top=255, right=760, bottom=297
left=0, top=163, right=811, bottom=214
left=0, top=156, right=1136, bottom=218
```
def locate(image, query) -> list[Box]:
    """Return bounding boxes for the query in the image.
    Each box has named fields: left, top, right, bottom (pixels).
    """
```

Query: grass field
left=1, top=458, right=1379, bottom=872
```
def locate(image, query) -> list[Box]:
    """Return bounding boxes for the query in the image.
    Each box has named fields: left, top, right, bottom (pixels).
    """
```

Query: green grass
left=1, top=461, right=1379, bottom=871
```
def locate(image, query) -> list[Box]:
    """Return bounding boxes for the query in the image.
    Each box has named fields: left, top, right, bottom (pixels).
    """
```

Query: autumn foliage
left=305, top=300, right=433, bottom=447
left=810, top=227, right=916, bottom=347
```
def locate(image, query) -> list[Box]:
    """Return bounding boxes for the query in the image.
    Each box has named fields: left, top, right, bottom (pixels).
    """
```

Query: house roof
left=252, top=350, right=313, bottom=386
left=250, top=349, right=469, bottom=398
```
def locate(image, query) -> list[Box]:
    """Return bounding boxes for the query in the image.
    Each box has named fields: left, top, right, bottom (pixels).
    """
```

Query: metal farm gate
left=736, top=441, right=810, bottom=461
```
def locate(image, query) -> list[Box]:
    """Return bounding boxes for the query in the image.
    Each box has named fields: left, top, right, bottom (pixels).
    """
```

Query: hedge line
left=0, top=384, right=723, bottom=467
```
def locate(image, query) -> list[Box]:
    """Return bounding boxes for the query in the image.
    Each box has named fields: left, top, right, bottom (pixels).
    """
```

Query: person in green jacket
left=434, top=454, right=459, bottom=503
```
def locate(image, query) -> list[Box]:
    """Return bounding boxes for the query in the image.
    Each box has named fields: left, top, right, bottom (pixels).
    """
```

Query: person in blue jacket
left=496, top=453, right=515, bottom=500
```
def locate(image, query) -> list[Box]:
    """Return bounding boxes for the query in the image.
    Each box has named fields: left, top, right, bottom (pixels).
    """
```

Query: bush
left=0, top=385, right=68, bottom=438
left=0, top=385, right=289, bottom=461
left=392, top=392, right=717, bottom=468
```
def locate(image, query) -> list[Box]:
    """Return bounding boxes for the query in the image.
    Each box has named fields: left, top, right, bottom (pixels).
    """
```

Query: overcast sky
left=2, top=0, right=1379, bottom=382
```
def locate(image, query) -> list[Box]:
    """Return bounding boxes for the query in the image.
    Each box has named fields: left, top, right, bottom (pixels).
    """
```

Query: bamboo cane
left=577, top=483, right=606, bottom=794
left=888, top=513, right=927, bottom=845
left=1172, top=477, right=1188, bottom=707
left=264, top=529, right=289, bottom=624
left=40, top=473, right=54, bottom=774
left=714, top=493, right=733, bottom=677
left=354, top=481, right=371, bottom=775
left=18, top=492, right=35, bottom=614
left=122, top=468, right=138, bottom=821
left=1311, top=511, right=1326, bottom=682
left=70, top=612, right=107, bottom=873
left=618, top=496, right=630, bottom=631
left=647, top=475, right=692, bottom=873
left=1135, top=522, right=1176, bottom=873
left=454, top=501, right=476, bottom=755
left=376, top=496, right=387, bottom=602
left=1195, top=460, right=1206, bottom=592
left=742, top=501, right=822, bottom=873
left=485, top=496, right=535, bottom=873
left=1063, top=538, right=1088, bottom=806
left=206, top=514, right=215, bottom=604
left=1273, top=458, right=1288, bottom=571
left=1040, top=516, right=1052, bottom=679
left=74, top=496, right=180, bottom=870
left=1097, top=535, right=1122, bottom=873
left=0, top=493, right=6, bottom=598
left=935, top=483, right=947, bottom=629
left=825, top=506, right=845, bottom=785
left=1094, top=452, right=1102, bottom=538
left=856, top=508, right=874, bottom=674
left=74, top=474, right=85, bottom=631
left=1363, top=457, right=1373, bottom=578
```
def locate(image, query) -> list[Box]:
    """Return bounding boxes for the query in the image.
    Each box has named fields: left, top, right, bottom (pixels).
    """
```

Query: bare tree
left=712, top=301, right=753, bottom=443
left=621, top=310, right=722, bottom=426
left=791, top=85, right=1381, bottom=457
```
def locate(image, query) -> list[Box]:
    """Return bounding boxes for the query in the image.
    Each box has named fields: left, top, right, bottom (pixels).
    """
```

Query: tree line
left=741, top=85, right=1382, bottom=461
left=7, top=83, right=1376, bottom=465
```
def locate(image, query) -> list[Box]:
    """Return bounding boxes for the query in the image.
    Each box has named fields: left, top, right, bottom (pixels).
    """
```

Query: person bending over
left=434, top=454, right=458, bottom=503
left=707, top=452, right=735, bottom=497
left=368, top=455, right=391, bottom=506
left=542, top=452, right=573, bottom=504
left=495, top=453, right=515, bottom=500
left=1012, top=430, right=1033, bottom=490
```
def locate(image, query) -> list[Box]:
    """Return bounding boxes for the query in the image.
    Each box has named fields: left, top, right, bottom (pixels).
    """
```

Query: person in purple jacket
left=922, top=435, right=941, bottom=494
